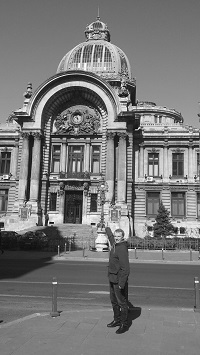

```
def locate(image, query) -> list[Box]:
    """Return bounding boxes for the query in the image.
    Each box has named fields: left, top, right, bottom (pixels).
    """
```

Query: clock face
left=71, top=112, right=83, bottom=125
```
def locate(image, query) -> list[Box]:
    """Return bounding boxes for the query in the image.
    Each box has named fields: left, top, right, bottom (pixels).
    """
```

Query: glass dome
left=57, top=17, right=132, bottom=80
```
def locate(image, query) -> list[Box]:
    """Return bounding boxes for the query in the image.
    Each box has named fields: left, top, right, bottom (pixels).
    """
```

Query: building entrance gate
left=64, top=191, right=83, bottom=224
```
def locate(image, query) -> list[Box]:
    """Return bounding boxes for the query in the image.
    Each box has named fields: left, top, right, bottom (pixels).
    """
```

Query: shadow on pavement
left=127, top=300, right=142, bottom=330
left=0, top=226, right=62, bottom=280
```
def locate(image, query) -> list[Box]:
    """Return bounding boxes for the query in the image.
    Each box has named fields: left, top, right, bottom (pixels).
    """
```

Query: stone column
left=18, top=132, right=30, bottom=202
left=139, top=144, right=144, bottom=178
left=188, top=144, right=193, bottom=179
left=117, top=132, right=127, bottom=204
left=85, top=139, right=90, bottom=172
left=11, top=139, right=19, bottom=178
left=29, top=132, right=42, bottom=202
left=61, top=140, right=67, bottom=173
left=163, top=144, right=168, bottom=179
left=59, top=183, right=65, bottom=221
left=105, top=132, right=115, bottom=203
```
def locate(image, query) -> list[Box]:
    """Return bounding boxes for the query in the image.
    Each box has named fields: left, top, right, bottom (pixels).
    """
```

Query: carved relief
left=53, top=105, right=101, bottom=135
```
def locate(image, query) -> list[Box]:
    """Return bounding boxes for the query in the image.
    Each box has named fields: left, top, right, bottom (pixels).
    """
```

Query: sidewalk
left=1, top=250, right=200, bottom=354
left=0, top=306, right=200, bottom=355
left=1, top=249, right=200, bottom=264
left=53, top=248, right=200, bottom=264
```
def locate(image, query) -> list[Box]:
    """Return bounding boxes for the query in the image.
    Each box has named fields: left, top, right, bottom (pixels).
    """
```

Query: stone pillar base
left=95, top=229, right=109, bottom=252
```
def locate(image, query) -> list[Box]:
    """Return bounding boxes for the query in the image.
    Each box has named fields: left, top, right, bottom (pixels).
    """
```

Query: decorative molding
left=65, top=184, right=84, bottom=191
left=171, top=148, right=185, bottom=153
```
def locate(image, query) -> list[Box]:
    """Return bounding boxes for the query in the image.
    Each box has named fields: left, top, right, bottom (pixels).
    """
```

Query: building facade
left=0, top=17, right=200, bottom=238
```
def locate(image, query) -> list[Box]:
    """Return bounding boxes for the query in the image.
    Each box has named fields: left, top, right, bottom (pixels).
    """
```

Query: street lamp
left=97, top=177, right=108, bottom=230
left=95, top=176, right=109, bottom=251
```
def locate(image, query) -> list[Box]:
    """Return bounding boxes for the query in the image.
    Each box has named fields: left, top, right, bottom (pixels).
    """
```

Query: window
left=68, top=146, right=84, bottom=173
left=91, top=146, right=100, bottom=173
left=0, top=190, right=8, bottom=212
left=49, top=193, right=57, bottom=211
left=146, top=192, right=160, bottom=216
left=172, top=153, right=184, bottom=177
left=90, top=193, right=98, bottom=212
left=180, top=227, right=186, bottom=234
left=51, top=145, right=61, bottom=173
left=171, top=192, right=185, bottom=217
left=148, top=153, right=159, bottom=177
left=0, top=151, right=11, bottom=174
left=197, top=153, right=200, bottom=176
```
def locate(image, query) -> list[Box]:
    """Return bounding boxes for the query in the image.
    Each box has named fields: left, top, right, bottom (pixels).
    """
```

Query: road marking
left=0, top=294, right=94, bottom=300
left=0, top=281, right=193, bottom=291
left=89, top=291, right=109, bottom=294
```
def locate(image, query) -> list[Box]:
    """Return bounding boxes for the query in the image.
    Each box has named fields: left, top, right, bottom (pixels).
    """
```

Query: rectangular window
left=171, top=192, right=185, bottom=217
left=197, top=153, right=200, bottom=176
left=148, top=153, right=159, bottom=177
left=0, top=151, right=11, bottom=174
left=51, top=145, right=61, bottom=173
left=172, top=153, right=184, bottom=177
left=0, top=190, right=8, bottom=212
left=68, top=146, right=84, bottom=173
left=146, top=192, right=160, bottom=216
left=90, top=193, right=98, bottom=212
left=91, top=146, right=100, bottom=173
left=49, top=193, right=57, bottom=211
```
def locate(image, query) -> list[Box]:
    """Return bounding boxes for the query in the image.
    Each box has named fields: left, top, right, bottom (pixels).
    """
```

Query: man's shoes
left=107, top=320, right=121, bottom=328
left=116, top=324, right=129, bottom=334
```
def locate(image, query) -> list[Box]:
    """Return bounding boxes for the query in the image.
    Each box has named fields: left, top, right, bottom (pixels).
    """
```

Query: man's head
left=114, top=229, right=125, bottom=244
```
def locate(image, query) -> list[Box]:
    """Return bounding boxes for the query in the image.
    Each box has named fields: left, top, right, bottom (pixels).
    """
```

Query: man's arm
left=105, top=227, right=115, bottom=246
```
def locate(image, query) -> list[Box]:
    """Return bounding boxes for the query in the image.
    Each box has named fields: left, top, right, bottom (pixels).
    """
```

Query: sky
left=0, top=0, right=200, bottom=127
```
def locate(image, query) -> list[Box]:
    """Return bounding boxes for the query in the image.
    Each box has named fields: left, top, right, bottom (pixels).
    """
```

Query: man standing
left=105, top=227, right=130, bottom=334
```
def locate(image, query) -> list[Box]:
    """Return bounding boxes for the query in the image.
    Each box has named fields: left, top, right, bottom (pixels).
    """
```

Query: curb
left=0, top=312, right=49, bottom=329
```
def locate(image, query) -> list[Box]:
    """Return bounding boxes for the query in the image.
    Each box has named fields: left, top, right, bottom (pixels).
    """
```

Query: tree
left=153, top=201, right=175, bottom=238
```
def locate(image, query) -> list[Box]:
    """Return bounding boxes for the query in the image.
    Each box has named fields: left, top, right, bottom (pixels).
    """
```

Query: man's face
left=114, top=231, right=123, bottom=244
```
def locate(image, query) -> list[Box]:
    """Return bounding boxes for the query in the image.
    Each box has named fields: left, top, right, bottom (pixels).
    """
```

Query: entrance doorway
left=64, top=191, right=83, bottom=224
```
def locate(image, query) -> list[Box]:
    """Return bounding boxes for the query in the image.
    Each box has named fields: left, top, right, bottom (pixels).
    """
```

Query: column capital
left=32, top=131, right=43, bottom=140
left=118, top=132, right=127, bottom=140
left=106, top=131, right=116, bottom=140
left=21, top=132, right=31, bottom=139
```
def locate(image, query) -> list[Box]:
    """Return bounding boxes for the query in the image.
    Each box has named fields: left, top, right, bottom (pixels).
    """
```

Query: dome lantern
left=84, top=16, right=111, bottom=42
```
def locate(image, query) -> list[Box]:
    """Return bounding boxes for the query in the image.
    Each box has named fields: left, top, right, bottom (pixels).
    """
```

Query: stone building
left=0, top=17, right=200, bottom=239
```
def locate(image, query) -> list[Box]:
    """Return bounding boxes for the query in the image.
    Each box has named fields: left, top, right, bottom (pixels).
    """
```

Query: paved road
left=0, top=258, right=199, bottom=324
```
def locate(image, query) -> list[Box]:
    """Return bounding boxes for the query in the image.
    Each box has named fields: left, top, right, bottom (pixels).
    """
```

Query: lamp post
left=95, top=177, right=109, bottom=251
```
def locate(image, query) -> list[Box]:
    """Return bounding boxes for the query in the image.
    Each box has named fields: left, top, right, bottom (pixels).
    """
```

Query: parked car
left=1, top=231, right=22, bottom=250
left=19, top=230, right=48, bottom=250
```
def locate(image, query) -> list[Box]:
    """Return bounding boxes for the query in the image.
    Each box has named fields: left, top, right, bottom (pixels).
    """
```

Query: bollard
left=135, top=247, right=138, bottom=259
left=194, top=277, right=200, bottom=312
left=69, top=238, right=71, bottom=253
left=190, top=249, right=192, bottom=261
left=58, top=245, right=60, bottom=257
left=50, top=277, right=60, bottom=317
left=64, top=242, right=67, bottom=254
left=162, top=248, right=164, bottom=260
